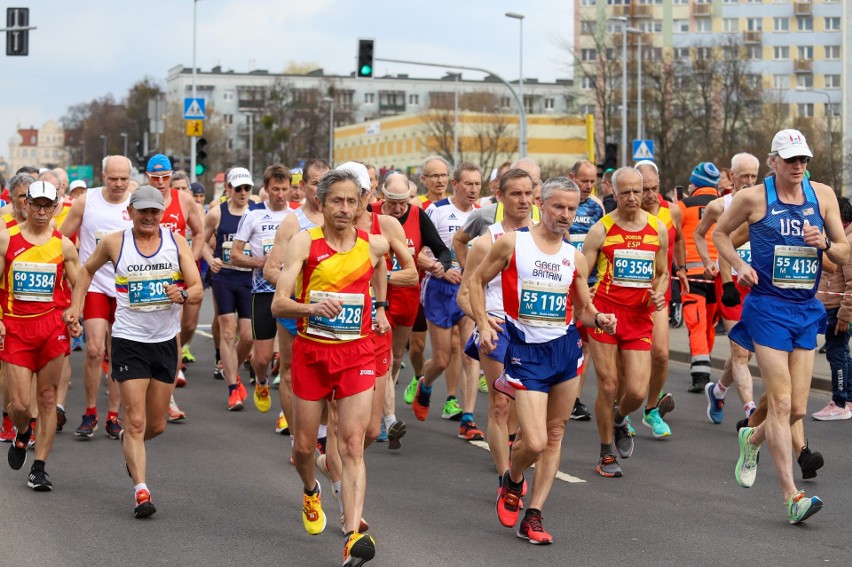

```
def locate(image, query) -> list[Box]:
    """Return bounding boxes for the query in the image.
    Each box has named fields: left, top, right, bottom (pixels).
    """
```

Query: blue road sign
left=632, top=139, right=655, bottom=161
left=184, top=98, right=206, bottom=120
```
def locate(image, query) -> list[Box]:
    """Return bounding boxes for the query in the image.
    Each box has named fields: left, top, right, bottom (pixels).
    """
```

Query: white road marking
left=196, top=329, right=214, bottom=339
left=468, top=440, right=586, bottom=483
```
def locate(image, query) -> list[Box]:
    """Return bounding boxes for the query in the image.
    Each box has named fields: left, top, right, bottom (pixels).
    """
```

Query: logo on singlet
left=771, top=208, right=784, bottom=215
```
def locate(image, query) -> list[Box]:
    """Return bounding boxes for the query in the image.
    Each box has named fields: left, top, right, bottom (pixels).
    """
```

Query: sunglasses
left=232, top=185, right=252, bottom=193
left=782, top=156, right=810, bottom=165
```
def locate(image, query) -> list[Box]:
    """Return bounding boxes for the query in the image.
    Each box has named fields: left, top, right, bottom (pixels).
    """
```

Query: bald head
left=511, top=158, right=542, bottom=200
left=382, top=173, right=411, bottom=200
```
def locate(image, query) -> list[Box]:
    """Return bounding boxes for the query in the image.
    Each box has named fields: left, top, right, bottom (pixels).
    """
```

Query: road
left=2, top=293, right=849, bottom=566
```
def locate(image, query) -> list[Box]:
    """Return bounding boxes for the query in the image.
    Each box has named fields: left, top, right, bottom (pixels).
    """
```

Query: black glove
left=721, top=281, right=741, bottom=307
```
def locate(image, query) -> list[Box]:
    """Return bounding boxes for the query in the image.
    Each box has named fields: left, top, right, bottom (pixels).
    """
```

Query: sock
left=613, top=412, right=626, bottom=426
left=107, top=411, right=118, bottom=422
left=644, top=406, right=656, bottom=416
left=461, top=412, right=473, bottom=423
left=32, top=459, right=45, bottom=471
left=445, top=395, right=456, bottom=402
left=744, top=402, right=756, bottom=417
left=289, top=435, right=294, bottom=448
left=215, top=349, right=221, bottom=363
left=508, top=433, right=517, bottom=443
left=418, top=381, right=432, bottom=395
left=525, top=508, right=541, bottom=518
left=85, top=406, right=97, bottom=417
left=506, top=472, right=524, bottom=490
left=256, top=376, right=268, bottom=386
left=56, top=404, right=64, bottom=412
left=713, top=382, right=728, bottom=399
left=332, top=481, right=344, bottom=515
left=228, top=384, right=238, bottom=394
left=304, top=482, right=319, bottom=496
left=317, top=424, right=327, bottom=438
left=382, top=414, right=396, bottom=431
left=600, top=443, right=615, bottom=457
left=134, top=482, right=148, bottom=494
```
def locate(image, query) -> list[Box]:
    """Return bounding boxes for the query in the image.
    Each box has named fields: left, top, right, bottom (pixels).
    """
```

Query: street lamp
left=190, top=0, right=202, bottom=182
left=608, top=16, right=642, bottom=165
left=797, top=87, right=837, bottom=190
left=120, top=132, right=128, bottom=157
left=505, top=12, right=527, bottom=158
left=322, top=96, right=335, bottom=167
left=99, top=134, right=108, bottom=158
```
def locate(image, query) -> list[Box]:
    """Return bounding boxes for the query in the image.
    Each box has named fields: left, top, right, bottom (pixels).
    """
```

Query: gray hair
left=38, top=170, right=61, bottom=188
left=316, top=169, right=361, bottom=205
left=421, top=155, right=450, bottom=174
left=635, top=162, right=658, bottom=179
left=101, top=155, right=133, bottom=174
left=8, top=173, right=35, bottom=193
left=612, top=167, right=644, bottom=193
left=731, top=152, right=760, bottom=173
left=172, top=171, right=190, bottom=183
left=540, top=176, right=580, bottom=203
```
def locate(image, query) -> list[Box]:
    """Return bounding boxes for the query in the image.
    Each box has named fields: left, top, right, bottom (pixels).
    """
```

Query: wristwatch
left=823, top=239, right=832, bottom=252
left=374, top=300, right=390, bottom=309
left=179, top=289, right=189, bottom=303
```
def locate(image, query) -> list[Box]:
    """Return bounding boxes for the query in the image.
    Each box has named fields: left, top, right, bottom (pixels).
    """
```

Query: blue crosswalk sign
left=184, top=98, right=206, bottom=120
left=632, top=140, right=654, bottom=160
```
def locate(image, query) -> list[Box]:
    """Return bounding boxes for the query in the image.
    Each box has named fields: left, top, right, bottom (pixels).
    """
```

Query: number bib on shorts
left=612, top=249, right=655, bottom=288
left=306, top=290, right=365, bottom=341
left=127, top=269, right=173, bottom=312
left=736, top=242, right=752, bottom=266
left=262, top=238, right=274, bottom=255
left=569, top=233, right=586, bottom=252
left=518, top=279, right=569, bottom=327
left=12, top=262, right=57, bottom=302
left=772, top=245, right=818, bottom=289
left=221, top=241, right=251, bottom=271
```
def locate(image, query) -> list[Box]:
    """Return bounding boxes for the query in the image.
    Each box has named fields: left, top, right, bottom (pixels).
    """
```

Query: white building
left=6, top=120, right=69, bottom=175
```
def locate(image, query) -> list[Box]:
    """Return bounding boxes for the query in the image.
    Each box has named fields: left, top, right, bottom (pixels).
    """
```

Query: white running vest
left=78, top=188, right=133, bottom=296
left=484, top=223, right=507, bottom=316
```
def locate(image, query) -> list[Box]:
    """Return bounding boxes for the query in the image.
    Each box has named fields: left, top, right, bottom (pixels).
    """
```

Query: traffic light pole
left=375, top=57, right=527, bottom=158
left=190, top=0, right=198, bottom=182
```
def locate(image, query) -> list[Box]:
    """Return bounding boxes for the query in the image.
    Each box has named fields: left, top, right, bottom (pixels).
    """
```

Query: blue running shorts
left=463, top=318, right=508, bottom=363
left=421, top=276, right=465, bottom=328
left=503, top=325, right=584, bottom=393
left=729, top=292, right=826, bottom=353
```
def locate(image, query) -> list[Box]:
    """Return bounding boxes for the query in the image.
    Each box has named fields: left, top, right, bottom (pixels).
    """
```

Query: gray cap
left=129, top=186, right=165, bottom=211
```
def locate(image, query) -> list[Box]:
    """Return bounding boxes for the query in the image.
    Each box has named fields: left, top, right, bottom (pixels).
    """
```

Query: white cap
left=634, top=160, right=658, bottom=174
left=69, top=180, right=87, bottom=191
left=28, top=180, right=58, bottom=201
left=336, top=161, right=371, bottom=192
left=227, top=167, right=254, bottom=187
left=771, top=129, right=813, bottom=160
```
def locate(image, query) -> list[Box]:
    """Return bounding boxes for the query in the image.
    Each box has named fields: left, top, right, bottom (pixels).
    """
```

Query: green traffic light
left=360, top=65, right=372, bottom=76
left=195, top=164, right=206, bottom=176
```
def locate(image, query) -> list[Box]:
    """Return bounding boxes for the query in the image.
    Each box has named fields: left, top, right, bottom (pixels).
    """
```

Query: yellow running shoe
left=254, top=382, right=271, bottom=413
left=303, top=483, right=327, bottom=535
left=275, top=412, right=289, bottom=435
left=343, top=531, right=376, bottom=566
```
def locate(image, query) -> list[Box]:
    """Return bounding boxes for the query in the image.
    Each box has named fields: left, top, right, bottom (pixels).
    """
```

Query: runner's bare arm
left=379, top=215, right=417, bottom=287
left=183, top=192, right=205, bottom=260
left=263, top=214, right=300, bottom=286
left=67, top=232, right=121, bottom=325
left=172, top=233, right=203, bottom=305
left=570, top=250, right=616, bottom=334
left=58, top=193, right=86, bottom=238
left=650, top=219, right=670, bottom=310
left=458, top=236, right=490, bottom=318
left=470, top=233, right=516, bottom=351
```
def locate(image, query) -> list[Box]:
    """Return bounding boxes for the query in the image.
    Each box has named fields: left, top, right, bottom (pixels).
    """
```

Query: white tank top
left=112, top=227, right=182, bottom=342
left=484, top=223, right=506, bottom=316
left=503, top=229, right=577, bottom=344
left=78, top=188, right=133, bottom=296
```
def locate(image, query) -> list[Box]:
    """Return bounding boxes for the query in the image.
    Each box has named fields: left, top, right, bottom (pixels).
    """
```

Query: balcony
left=237, top=99, right=265, bottom=110
left=632, top=6, right=653, bottom=18
left=742, top=31, right=762, bottom=44
left=793, top=1, right=812, bottom=16
left=794, top=59, right=813, bottom=73
left=692, top=2, right=712, bottom=17
left=612, top=6, right=629, bottom=18
left=612, top=5, right=653, bottom=19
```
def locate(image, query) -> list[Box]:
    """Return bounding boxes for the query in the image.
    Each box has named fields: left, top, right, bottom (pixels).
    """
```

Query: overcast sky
left=2, top=0, right=573, bottom=159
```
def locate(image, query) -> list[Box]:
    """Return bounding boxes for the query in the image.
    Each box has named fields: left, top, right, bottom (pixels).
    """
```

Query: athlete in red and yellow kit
left=0, top=181, right=81, bottom=489
left=583, top=167, right=669, bottom=478
left=272, top=168, right=389, bottom=566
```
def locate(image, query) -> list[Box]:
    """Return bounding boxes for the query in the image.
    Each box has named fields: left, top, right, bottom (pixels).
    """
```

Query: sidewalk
left=668, top=324, right=832, bottom=393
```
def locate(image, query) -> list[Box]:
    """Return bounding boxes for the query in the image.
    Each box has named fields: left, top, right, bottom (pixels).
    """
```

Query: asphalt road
left=2, top=293, right=850, bottom=566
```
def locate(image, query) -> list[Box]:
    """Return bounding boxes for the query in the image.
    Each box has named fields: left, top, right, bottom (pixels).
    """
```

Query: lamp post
left=608, top=16, right=642, bottom=165
left=120, top=132, right=128, bottom=157
left=797, top=88, right=837, bottom=190
left=190, top=0, right=201, bottom=182
left=99, top=134, right=107, bottom=158
left=505, top=12, right=527, bottom=158
left=322, top=96, right=335, bottom=167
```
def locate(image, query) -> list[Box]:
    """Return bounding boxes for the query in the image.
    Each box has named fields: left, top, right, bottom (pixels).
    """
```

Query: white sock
left=318, top=424, right=327, bottom=438
left=713, top=382, right=728, bottom=399
left=744, top=402, right=756, bottom=417
left=382, top=414, right=396, bottom=431
left=332, top=481, right=344, bottom=515
left=56, top=404, right=64, bottom=412
left=134, top=482, right=148, bottom=494
left=289, top=435, right=294, bottom=448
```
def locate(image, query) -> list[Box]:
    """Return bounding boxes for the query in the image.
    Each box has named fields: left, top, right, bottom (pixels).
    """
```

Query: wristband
left=594, top=312, right=603, bottom=329
left=387, top=272, right=391, bottom=281
left=374, top=300, right=390, bottom=309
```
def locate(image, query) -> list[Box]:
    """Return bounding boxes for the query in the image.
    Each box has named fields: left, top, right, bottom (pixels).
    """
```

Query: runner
left=66, top=186, right=202, bottom=518
left=0, top=181, right=81, bottom=490
left=271, top=168, right=388, bottom=566
left=582, top=167, right=669, bottom=477
left=470, top=176, right=616, bottom=544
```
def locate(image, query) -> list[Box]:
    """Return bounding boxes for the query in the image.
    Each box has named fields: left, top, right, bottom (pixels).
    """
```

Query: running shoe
left=0, top=415, right=14, bottom=442
left=387, top=420, right=406, bottom=450
left=134, top=488, right=156, bottom=519
left=168, top=399, right=187, bottom=422
left=458, top=421, right=485, bottom=441
left=7, top=428, right=30, bottom=470
left=213, top=361, right=225, bottom=380
left=570, top=399, right=592, bottom=421
left=105, top=416, right=123, bottom=440
left=625, top=415, right=636, bottom=436
left=688, top=373, right=710, bottom=393
left=786, top=490, right=823, bottom=524
left=56, top=407, right=67, bottom=432
left=272, top=374, right=281, bottom=389
left=343, top=531, right=376, bottom=567
left=270, top=352, right=281, bottom=380
left=339, top=517, right=370, bottom=536
left=735, top=416, right=750, bottom=432
left=705, top=382, right=725, bottom=424
left=657, top=391, right=675, bottom=418
left=75, top=414, right=98, bottom=438
left=376, top=422, right=388, bottom=443
left=596, top=454, right=623, bottom=478
left=641, top=408, right=671, bottom=438
left=496, top=470, right=524, bottom=527
left=403, top=377, right=419, bottom=405
left=236, top=377, right=248, bottom=401
left=441, top=398, right=462, bottom=420
left=28, top=467, right=52, bottom=491
left=735, top=426, right=761, bottom=488
left=181, top=344, right=195, bottom=363
left=478, top=374, right=489, bottom=393
left=228, top=390, right=244, bottom=411
left=798, top=444, right=824, bottom=480
left=28, top=425, right=35, bottom=448
left=614, top=421, right=635, bottom=459
left=254, top=382, right=271, bottom=413
left=275, top=412, right=290, bottom=435
left=302, top=483, right=327, bottom=535
left=316, top=453, right=331, bottom=483
left=175, top=369, right=187, bottom=388
left=317, top=436, right=327, bottom=455
left=411, top=378, right=431, bottom=421
left=811, top=401, right=851, bottom=421
left=517, top=509, right=553, bottom=545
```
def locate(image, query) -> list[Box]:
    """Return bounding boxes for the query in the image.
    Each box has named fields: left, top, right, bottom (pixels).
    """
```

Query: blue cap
left=190, top=182, right=206, bottom=195
left=146, top=154, right=173, bottom=174
left=689, top=162, right=720, bottom=188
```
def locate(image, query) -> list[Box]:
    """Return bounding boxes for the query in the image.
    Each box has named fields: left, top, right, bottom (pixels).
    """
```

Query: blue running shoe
left=705, top=382, right=725, bottom=424
left=376, top=421, right=388, bottom=443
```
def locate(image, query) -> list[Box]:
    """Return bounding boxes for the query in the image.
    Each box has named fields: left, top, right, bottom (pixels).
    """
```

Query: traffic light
left=136, top=143, right=147, bottom=174
left=357, top=39, right=374, bottom=78
left=6, top=8, right=30, bottom=56
left=195, top=137, right=208, bottom=176
left=603, top=143, right=618, bottom=171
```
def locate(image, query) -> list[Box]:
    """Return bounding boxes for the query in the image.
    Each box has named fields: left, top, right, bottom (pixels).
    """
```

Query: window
left=746, top=18, right=762, bottom=32
left=773, top=46, right=789, bottom=60
left=773, top=17, right=789, bottom=31
left=581, top=21, right=595, bottom=34
left=797, top=74, right=813, bottom=88
left=745, top=74, right=762, bottom=89
left=580, top=104, right=596, bottom=115
left=364, top=93, right=375, bottom=104
left=581, top=48, right=597, bottom=61
left=796, top=16, right=812, bottom=31
left=746, top=45, right=762, bottom=60
left=827, top=103, right=840, bottom=117
left=673, top=47, right=690, bottom=60
left=581, top=76, right=595, bottom=90
left=722, top=0, right=738, bottom=3
left=544, top=98, right=555, bottom=110
left=773, top=75, right=790, bottom=89
left=408, top=94, right=420, bottom=105
left=824, top=17, right=840, bottom=31
left=695, top=47, right=712, bottom=60
left=797, top=103, right=813, bottom=118
left=696, top=19, right=711, bottom=33
left=824, top=45, right=840, bottom=59
left=638, top=20, right=662, bottom=33
left=824, top=75, right=840, bottom=89
left=723, top=18, right=739, bottom=33
left=798, top=46, right=813, bottom=60
left=223, top=113, right=233, bottom=124
left=580, top=0, right=595, bottom=5
left=223, top=90, right=235, bottom=101
left=673, top=19, right=689, bottom=33
left=500, top=97, right=511, bottom=109
left=673, top=0, right=688, bottom=4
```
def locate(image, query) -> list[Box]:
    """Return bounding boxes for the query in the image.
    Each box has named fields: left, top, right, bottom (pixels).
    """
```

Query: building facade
left=6, top=120, right=70, bottom=175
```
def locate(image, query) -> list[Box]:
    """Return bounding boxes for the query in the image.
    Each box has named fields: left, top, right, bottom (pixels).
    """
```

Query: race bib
left=391, top=246, right=415, bottom=272
left=221, top=241, right=251, bottom=271
left=772, top=245, right=818, bottom=289
left=11, top=262, right=57, bottom=302
left=306, top=290, right=365, bottom=341
left=518, top=279, right=569, bottom=327
left=262, top=238, right=275, bottom=256
left=95, top=230, right=117, bottom=246
left=569, top=233, right=586, bottom=252
left=736, top=242, right=752, bottom=266
left=127, top=269, right=174, bottom=312
left=612, top=249, right=655, bottom=288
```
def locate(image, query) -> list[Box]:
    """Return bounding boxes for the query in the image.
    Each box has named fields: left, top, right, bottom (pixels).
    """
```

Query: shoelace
left=525, top=512, right=544, bottom=532
left=502, top=488, right=521, bottom=511
left=601, top=455, right=618, bottom=466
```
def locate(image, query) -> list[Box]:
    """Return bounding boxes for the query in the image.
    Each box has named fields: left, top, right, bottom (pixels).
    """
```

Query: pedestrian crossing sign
left=184, top=98, right=206, bottom=120
left=632, top=140, right=654, bottom=161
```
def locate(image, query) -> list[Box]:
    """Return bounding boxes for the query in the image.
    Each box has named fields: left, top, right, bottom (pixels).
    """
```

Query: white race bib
left=11, top=262, right=57, bottom=302
left=127, top=269, right=174, bottom=312
left=772, top=245, right=818, bottom=289
left=612, top=249, right=655, bottom=288
left=518, top=279, right=569, bottom=327
left=306, top=290, right=365, bottom=341
left=222, top=241, right=251, bottom=271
